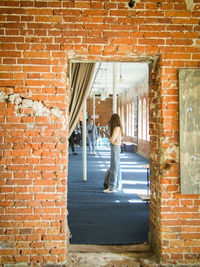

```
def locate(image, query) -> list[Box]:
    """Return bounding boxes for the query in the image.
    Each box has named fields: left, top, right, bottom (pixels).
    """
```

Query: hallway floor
left=68, top=145, right=150, bottom=245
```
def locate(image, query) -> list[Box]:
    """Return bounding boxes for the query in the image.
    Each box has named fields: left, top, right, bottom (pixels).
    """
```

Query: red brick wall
left=0, top=0, right=200, bottom=266
left=87, top=97, right=113, bottom=126
left=0, top=2, right=69, bottom=265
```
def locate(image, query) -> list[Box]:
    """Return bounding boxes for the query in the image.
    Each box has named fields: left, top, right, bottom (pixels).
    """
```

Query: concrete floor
left=67, top=244, right=159, bottom=267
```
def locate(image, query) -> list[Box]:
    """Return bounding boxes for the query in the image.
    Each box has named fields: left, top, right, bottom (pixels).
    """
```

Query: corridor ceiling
left=89, top=62, right=149, bottom=99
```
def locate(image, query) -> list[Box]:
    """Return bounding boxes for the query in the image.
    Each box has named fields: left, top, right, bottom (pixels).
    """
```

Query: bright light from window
left=123, top=188, right=147, bottom=194
left=97, top=156, right=111, bottom=159
left=97, top=153, right=110, bottom=156
left=120, top=165, right=145, bottom=169
left=122, top=180, right=147, bottom=185
left=128, top=199, right=144, bottom=203
left=121, top=169, right=147, bottom=173
left=99, top=164, right=110, bottom=167
left=120, top=162, right=138, bottom=165
left=96, top=161, right=110, bottom=164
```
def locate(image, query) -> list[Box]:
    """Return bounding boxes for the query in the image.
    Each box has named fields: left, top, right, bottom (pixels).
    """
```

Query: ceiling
left=89, top=62, right=149, bottom=99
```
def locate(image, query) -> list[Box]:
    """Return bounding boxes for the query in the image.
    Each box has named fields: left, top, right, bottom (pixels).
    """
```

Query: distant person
left=87, top=119, right=98, bottom=155
left=101, top=114, right=123, bottom=193
left=69, top=131, right=78, bottom=156
left=96, top=122, right=101, bottom=146
left=74, top=123, right=82, bottom=147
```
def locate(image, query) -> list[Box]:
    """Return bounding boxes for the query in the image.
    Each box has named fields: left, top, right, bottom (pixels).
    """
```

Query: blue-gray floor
left=68, top=145, right=149, bottom=245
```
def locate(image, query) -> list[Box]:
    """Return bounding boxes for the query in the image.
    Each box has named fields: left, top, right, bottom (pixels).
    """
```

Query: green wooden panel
left=179, top=69, right=200, bottom=194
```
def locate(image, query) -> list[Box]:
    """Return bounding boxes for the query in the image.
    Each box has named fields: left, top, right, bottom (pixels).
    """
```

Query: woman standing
left=101, top=113, right=123, bottom=193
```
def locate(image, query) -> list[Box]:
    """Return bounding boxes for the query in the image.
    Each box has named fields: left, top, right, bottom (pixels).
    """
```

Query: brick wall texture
left=87, top=97, right=113, bottom=126
left=0, top=0, right=200, bottom=266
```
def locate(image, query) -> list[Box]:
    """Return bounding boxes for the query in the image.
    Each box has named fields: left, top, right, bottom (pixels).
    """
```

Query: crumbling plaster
left=0, top=91, right=64, bottom=118
left=185, top=0, right=194, bottom=11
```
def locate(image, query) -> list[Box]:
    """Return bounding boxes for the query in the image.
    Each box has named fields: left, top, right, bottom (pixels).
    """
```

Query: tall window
left=122, top=105, right=125, bottom=133
left=134, top=96, right=138, bottom=144
left=143, top=99, right=147, bottom=140
left=128, top=103, right=131, bottom=137
left=138, top=99, right=142, bottom=139
left=131, top=102, right=134, bottom=137
left=126, top=104, right=129, bottom=136
left=147, top=99, right=150, bottom=141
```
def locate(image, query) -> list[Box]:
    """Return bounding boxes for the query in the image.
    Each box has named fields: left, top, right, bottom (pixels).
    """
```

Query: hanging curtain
left=69, top=62, right=95, bottom=137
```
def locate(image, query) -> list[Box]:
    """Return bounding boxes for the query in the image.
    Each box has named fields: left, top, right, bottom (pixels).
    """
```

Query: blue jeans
left=108, top=144, right=121, bottom=190
left=88, top=135, right=96, bottom=153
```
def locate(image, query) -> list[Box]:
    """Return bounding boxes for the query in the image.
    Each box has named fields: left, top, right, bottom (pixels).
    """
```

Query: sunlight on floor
left=123, top=188, right=147, bottom=194
left=115, top=198, right=144, bottom=204
left=128, top=199, right=144, bottom=203
left=121, top=169, right=147, bottom=173
left=96, top=160, right=110, bottom=164
left=121, top=162, right=140, bottom=165
left=114, top=198, right=144, bottom=204
left=122, top=180, right=147, bottom=185
left=92, top=147, right=149, bottom=201
left=96, top=156, right=111, bottom=159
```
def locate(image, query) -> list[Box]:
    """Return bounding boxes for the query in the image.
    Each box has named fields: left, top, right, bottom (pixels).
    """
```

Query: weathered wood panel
left=179, top=69, right=200, bottom=194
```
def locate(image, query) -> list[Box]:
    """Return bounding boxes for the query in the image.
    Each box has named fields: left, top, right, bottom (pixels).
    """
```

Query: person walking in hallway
left=101, top=113, right=123, bottom=193
left=87, top=119, right=98, bottom=155
left=69, top=131, right=78, bottom=156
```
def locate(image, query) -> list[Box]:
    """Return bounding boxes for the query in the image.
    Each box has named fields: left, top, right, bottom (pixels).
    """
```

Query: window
left=138, top=99, right=142, bottom=139
left=122, top=105, right=125, bottom=133
left=131, top=102, right=134, bottom=137
left=143, top=99, right=147, bottom=140
left=134, top=96, right=138, bottom=144
left=147, top=99, right=150, bottom=141
left=126, top=104, right=129, bottom=136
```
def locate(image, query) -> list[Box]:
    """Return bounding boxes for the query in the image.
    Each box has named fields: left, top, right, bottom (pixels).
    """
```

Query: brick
left=118, top=45, right=132, bottom=52
left=13, top=194, right=33, bottom=200
left=0, top=256, right=15, bottom=263
left=35, top=194, right=58, bottom=200
left=165, top=11, right=191, bottom=17
left=51, top=248, right=66, bottom=255
left=171, top=254, right=184, bottom=260
left=139, top=39, right=165, bottom=45
left=12, top=158, right=26, bottom=165
left=89, top=45, right=102, bottom=54
left=15, top=256, right=29, bottom=263
left=34, top=179, right=56, bottom=186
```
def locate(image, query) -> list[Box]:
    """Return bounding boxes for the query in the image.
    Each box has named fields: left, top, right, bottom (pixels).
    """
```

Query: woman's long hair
left=110, top=113, right=123, bottom=137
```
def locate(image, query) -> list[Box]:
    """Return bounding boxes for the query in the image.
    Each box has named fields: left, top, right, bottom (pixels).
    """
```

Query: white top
left=110, top=126, right=122, bottom=146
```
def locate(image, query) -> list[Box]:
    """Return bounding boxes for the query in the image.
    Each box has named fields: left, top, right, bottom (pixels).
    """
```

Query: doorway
left=67, top=61, right=151, bottom=246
